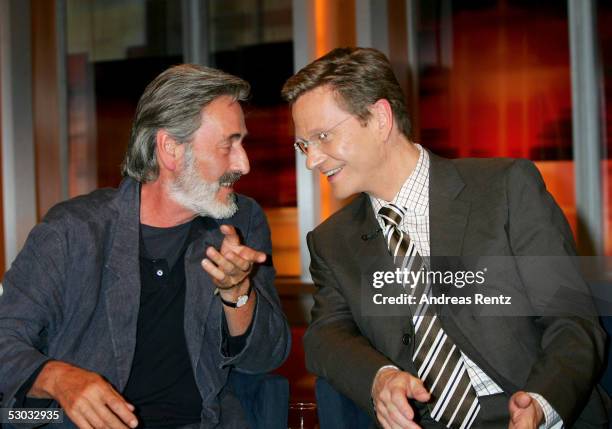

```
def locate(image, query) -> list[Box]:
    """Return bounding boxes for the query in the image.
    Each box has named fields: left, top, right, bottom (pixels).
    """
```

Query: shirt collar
left=370, top=143, right=430, bottom=216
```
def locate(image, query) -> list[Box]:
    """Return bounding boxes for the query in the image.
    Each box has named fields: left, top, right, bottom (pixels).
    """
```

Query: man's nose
left=233, top=144, right=250, bottom=175
left=305, top=145, right=326, bottom=171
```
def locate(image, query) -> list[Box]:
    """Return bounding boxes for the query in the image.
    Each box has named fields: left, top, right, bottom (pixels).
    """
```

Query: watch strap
left=217, top=282, right=253, bottom=308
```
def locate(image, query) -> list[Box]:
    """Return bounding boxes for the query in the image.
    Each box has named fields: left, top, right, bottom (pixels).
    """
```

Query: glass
left=287, top=402, right=318, bottom=429
left=294, top=116, right=352, bottom=155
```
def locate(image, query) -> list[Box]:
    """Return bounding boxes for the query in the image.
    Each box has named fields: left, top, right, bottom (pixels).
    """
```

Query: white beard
left=168, top=145, right=238, bottom=219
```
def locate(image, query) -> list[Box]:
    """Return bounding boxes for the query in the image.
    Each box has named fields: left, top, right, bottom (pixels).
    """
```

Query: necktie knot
left=378, top=204, right=405, bottom=228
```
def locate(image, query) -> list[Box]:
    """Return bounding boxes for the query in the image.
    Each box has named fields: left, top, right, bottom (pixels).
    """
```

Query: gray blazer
left=304, top=153, right=609, bottom=428
left=0, top=178, right=291, bottom=428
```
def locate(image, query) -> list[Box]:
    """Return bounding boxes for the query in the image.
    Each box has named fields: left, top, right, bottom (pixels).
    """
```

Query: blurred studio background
left=2, top=0, right=612, bottom=405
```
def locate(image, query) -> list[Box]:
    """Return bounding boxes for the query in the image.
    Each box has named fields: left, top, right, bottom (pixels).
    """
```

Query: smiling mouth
left=323, top=167, right=343, bottom=178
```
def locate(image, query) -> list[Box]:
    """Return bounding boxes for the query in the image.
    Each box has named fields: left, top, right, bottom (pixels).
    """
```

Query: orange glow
left=314, top=0, right=329, bottom=57
left=319, top=177, right=333, bottom=219
left=314, top=0, right=332, bottom=219
left=533, top=161, right=576, bottom=237
left=312, top=0, right=356, bottom=220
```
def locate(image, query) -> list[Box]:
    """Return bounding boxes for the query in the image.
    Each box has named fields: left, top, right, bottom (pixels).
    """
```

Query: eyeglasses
left=294, top=116, right=352, bottom=155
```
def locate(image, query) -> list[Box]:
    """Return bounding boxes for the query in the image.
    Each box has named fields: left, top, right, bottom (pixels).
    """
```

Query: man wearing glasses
left=282, top=47, right=608, bottom=429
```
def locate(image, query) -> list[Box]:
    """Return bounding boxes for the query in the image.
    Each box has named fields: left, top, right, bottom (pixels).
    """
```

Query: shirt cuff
left=528, top=392, right=563, bottom=429
left=14, top=360, right=53, bottom=408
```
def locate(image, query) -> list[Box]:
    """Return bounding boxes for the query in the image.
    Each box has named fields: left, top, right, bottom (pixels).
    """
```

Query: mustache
left=218, top=172, right=242, bottom=186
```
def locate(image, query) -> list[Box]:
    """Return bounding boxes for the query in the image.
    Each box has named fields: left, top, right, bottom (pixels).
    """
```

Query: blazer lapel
left=429, top=152, right=470, bottom=261
left=103, top=179, right=142, bottom=390
left=427, top=153, right=493, bottom=366
left=183, top=218, right=224, bottom=375
left=354, top=194, right=397, bottom=279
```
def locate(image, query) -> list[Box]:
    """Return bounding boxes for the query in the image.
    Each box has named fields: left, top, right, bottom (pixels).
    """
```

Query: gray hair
left=122, top=64, right=250, bottom=182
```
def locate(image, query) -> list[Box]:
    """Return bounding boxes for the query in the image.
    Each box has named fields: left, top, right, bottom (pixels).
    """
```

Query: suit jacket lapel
left=427, top=153, right=495, bottom=371
left=183, top=218, right=224, bottom=375
left=354, top=194, right=397, bottom=283
left=103, top=179, right=142, bottom=390
left=429, top=152, right=470, bottom=261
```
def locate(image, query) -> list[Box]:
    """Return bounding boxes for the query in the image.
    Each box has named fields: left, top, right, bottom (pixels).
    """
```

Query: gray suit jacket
left=0, top=178, right=291, bottom=428
left=304, top=153, right=609, bottom=427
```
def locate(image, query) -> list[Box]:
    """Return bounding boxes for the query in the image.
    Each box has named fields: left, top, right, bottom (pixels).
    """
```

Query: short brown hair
left=281, top=47, right=411, bottom=138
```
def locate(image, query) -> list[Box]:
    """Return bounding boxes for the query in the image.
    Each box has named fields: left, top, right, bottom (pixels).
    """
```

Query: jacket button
left=402, top=334, right=411, bottom=345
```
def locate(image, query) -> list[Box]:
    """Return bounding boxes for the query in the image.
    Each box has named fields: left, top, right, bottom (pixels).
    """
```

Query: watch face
left=236, top=294, right=249, bottom=308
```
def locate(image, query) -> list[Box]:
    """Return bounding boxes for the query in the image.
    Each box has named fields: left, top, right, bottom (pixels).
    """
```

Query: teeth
left=324, top=167, right=342, bottom=177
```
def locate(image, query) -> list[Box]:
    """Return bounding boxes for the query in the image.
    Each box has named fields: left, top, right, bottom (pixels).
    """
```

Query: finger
left=407, top=376, right=431, bottom=402
left=224, top=250, right=252, bottom=272
left=390, top=387, right=415, bottom=422
left=94, top=403, right=130, bottom=429
left=69, top=412, right=95, bottom=429
left=220, top=225, right=240, bottom=244
left=508, top=414, right=528, bottom=429
left=509, top=408, right=531, bottom=428
left=386, top=403, right=413, bottom=427
left=206, top=247, right=236, bottom=274
left=78, top=400, right=108, bottom=429
left=377, top=414, right=392, bottom=429
left=201, top=258, right=227, bottom=283
left=515, top=392, right=532, bottom=409
left=237, top=246, right=267, bottom=263
left=508, top=392, right=531, bottom=418
left=105, top=391, right=138, bottom=428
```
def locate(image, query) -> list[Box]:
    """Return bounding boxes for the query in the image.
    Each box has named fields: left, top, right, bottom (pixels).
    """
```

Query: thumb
left=514, top=392, right=533, bottom=409
left=509, top=391, right=532, bottom=416
left=409, top=377, right=431, bottom=402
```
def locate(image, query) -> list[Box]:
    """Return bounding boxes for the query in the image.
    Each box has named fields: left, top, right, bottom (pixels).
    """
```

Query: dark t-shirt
left=122, top=220, right=201, bottom=428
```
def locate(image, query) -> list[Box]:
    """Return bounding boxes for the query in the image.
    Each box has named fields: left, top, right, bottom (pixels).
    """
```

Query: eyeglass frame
left=293, top=115, right=353, bottom=156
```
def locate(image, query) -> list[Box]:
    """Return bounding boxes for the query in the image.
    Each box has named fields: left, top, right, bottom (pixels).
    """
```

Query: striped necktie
left=378, top=203, right=480, bottom=429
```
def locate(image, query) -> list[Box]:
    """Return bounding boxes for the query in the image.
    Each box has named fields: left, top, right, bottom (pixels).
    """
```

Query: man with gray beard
left=0, top=65, right=290, bottom=429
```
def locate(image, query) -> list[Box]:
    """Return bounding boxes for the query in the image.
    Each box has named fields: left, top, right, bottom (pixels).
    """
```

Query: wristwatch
left=217, top=282, right=253, bottom=308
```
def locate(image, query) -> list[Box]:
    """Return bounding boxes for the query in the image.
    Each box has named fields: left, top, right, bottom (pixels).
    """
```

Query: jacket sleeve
left=303, top=230, right=392, bottom=420
left=219, top=199, right=291, bottom=373
left=0, top=222, right=66, bottom=407
left=507, top=159, right=607, bottom=426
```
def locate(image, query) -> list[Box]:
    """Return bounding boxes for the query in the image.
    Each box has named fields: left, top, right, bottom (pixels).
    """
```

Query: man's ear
left=156, top=129, right=181, bottom=172
left=370, top=98, right=394, bottom=141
